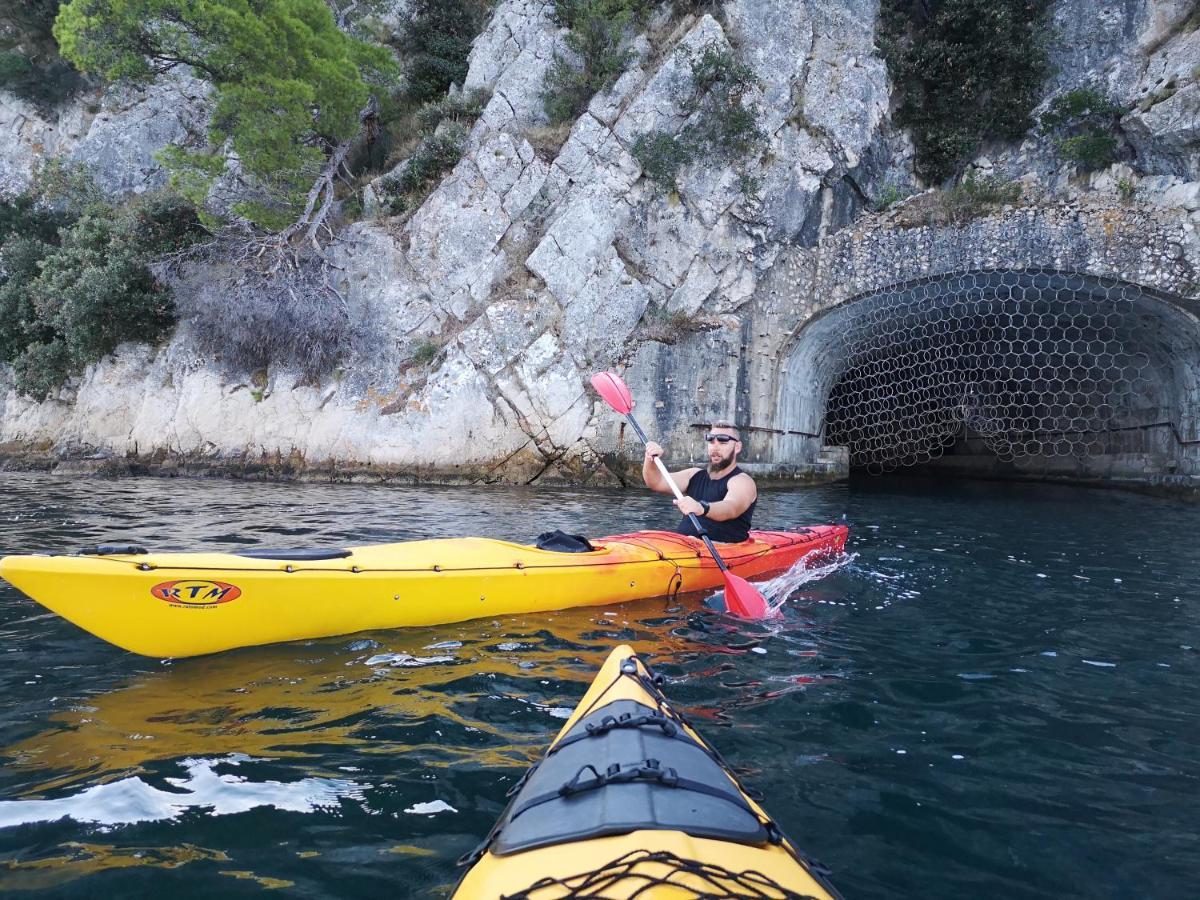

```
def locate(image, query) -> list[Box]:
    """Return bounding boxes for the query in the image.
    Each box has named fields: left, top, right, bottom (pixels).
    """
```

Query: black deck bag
left=535, top=530, right=596, bottom=552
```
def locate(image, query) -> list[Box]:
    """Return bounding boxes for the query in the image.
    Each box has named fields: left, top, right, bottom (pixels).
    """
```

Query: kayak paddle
left=590, top=371, right=769, bottom=618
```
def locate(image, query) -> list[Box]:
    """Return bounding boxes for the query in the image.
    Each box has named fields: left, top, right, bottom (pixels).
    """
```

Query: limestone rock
left=464, top=0, right=564, bottom=129
left=1122, top=12, right=1200, bottom=179
left=0, top=90, right=90, bottom=193
left=71, top=72, right=211, bottom=197
left=0, top=70, right=209, bottom=197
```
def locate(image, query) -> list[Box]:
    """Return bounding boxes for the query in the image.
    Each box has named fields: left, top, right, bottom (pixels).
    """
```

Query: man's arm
left=642, top=441, right=698, bottom=495
left=673, top=472, right=757, bottom=520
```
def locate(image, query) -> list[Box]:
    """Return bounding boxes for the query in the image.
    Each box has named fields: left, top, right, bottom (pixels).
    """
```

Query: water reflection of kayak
left=454, top=644, right=841, bottom=899
left=4, top=634, right=605, bottom=792
left=0, top=526, right=847, bottom=658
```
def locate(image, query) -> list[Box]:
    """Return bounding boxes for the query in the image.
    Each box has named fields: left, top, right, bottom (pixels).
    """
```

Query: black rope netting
left=500, top=849, right=821, bottom=900
left=823, top=270, right=1165, bottom=472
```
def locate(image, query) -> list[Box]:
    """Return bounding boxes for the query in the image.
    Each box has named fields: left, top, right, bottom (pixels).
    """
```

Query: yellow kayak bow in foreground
left=453, top=644, right=841, bottom=899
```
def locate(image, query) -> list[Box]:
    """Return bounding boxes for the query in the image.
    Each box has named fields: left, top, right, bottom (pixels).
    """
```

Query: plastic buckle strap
left=550, top=710, right=685, bottom=757
left=559, top=763, right=605, bottom=797
left=583, top=712, right=678, bottom=739
left=558, top=759, right=681, bottom=796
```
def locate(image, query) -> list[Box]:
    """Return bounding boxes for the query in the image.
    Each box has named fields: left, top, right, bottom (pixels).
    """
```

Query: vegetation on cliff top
left=53, top=0, right=397, bottom=231
left=879, top=0, right=1052, bottom=183
left=543, top=0, right=654, bottom=124
left=401, top=0, right=488, bottom=105
left=0, top=0, right=86, bottom=112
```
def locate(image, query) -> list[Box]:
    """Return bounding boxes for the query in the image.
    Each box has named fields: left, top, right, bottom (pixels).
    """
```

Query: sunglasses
left=704, top=433, right=738, bottom=444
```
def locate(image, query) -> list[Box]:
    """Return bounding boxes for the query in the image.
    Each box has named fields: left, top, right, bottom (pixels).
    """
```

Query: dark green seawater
left=0, top=473, right=1196, bottom=898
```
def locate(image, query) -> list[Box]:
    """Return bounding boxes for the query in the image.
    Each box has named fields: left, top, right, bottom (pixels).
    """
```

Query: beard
left=708, top=453, right=736, bottom=475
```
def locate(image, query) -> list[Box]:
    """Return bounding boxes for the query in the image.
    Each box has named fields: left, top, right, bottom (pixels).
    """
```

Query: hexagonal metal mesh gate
left=823, top=270, right=1157, bottom=472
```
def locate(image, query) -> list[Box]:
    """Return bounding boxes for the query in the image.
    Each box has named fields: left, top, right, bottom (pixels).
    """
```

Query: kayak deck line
left=0, top=526, right=849, bottom=657
left=49, top=532, right=803, bottom=575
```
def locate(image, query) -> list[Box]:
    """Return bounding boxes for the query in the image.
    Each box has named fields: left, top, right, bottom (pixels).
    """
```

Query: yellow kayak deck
left=453, top=644, right=840, bottom=899
left=0, top=526, right=848, bottom=658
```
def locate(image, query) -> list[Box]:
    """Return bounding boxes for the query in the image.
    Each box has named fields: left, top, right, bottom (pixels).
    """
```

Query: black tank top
left=676, top=467, right=756, bottom=543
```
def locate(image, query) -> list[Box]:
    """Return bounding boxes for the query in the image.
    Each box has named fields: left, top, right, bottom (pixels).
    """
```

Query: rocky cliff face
left=0, top=71, right=210, bottom=197
left=1, top=1, right=1198, bottom=486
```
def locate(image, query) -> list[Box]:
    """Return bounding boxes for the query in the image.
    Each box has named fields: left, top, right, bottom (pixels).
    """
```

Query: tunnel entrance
left=778, top=270, right=1200, bottom=481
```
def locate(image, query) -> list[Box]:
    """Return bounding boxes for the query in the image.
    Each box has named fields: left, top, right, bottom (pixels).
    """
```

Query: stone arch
left=772, top=268, right=1200, bottom=479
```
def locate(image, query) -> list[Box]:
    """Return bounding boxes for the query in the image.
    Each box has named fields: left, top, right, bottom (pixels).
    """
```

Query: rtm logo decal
left=151, top=579, right=242, bottom=606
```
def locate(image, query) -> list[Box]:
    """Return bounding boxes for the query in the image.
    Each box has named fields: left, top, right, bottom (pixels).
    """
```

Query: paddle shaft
left=622, top=413, right=730, bottom=574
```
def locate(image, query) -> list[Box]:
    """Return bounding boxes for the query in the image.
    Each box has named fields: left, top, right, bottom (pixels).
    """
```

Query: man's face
left=705, top=427, right=740, bottom=471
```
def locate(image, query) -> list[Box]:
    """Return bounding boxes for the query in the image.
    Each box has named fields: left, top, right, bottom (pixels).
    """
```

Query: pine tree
left=54, top=0, right=397, bottom=229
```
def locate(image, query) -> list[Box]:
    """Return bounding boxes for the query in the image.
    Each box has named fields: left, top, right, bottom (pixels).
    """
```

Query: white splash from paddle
left=760, top=550, right=858, bottom=617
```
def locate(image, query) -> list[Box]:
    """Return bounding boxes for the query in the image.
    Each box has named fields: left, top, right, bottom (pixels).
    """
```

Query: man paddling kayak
left=643, top=422, right=758, bottom=543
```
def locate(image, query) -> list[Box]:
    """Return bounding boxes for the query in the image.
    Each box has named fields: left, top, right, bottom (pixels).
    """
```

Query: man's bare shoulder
left=730, top=469, right=757, bottom=493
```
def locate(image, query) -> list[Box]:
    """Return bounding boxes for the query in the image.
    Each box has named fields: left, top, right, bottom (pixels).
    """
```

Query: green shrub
left=1040, top=88, right=1120, bottom=129
left=378, top=123, right=468, bottom=214
left=0, top=51, right=32, bottom=84
left=397, top=126, right=467, bottom=193
left=0, top=237, right=55, bottom=362
left=0, top=2, right=86, bottom=113
left=402, top=0, right=485, bottom=104
left=552, top=0, right=652, bottom=30
left=1040, top=88, right=1123, bottom=172
left=3, top=0, right=64, bottom=44
left=632, top=132, right=691, bottom=189
left=892, top=173, right=1022, bottom=227
left=543, top=55, right=601, bottom=125
left=351, top=1, right=490, bottom=180
left=0, top=51, right=86, bottom=113
left=0, top=195, right=70, bottom=245
left=415, top=87, right=490, bottom=133
left=940, top=173, right=1022, bottom=223
left=689, top=44, right=754, bottom=95
left=874, top=182, right=908, bottom=211
left=0, top=171, right=205, bottom=399
left=410, top=340, right=440, bottom=365
left=879, top=0, right=1052, bottom=183
left=542, top=0, right=652, bottom=124
left=371, top=84, right=491, bottom=217
left=633, top=43, right=762, bottom=193
left=1058, top=133, right=1119, bottom=170
left=30, top=156, right=106, bottom=214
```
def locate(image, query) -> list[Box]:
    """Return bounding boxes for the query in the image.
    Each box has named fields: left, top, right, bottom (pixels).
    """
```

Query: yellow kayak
left=453, top=644, right=841, bottom=899
left=0, top=526, right=847, bottom=658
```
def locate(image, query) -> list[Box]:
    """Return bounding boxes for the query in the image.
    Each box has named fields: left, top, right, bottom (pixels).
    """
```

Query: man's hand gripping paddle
left=590, top=371, right=769, bottom=618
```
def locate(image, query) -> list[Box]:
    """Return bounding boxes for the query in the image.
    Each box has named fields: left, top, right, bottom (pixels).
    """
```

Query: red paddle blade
left=722, top=570, right=769, bottom=618
left=590, top=371, right=634, bottom=415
